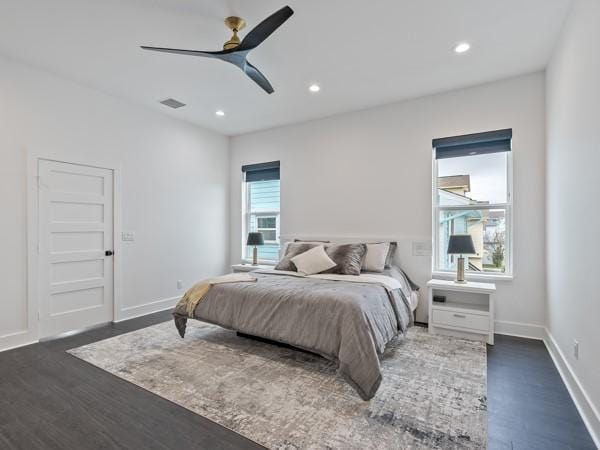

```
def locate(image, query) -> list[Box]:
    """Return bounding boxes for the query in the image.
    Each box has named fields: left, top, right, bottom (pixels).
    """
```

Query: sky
left=438, top=152, right=508, bottom=204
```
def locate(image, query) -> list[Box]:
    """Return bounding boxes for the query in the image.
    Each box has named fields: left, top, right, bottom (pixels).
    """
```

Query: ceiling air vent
left=160, top=98, right=186, bottom=109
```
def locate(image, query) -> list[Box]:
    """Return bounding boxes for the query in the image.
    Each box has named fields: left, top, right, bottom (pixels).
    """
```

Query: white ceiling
left=0, top=0, right=571, bottom=135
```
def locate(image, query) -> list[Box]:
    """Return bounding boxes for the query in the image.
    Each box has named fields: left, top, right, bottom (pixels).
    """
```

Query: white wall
left=546, top=0, right=600, bottom=443
left=0, top=55, right=229, bottom=351
left=230, top=73, right=547, bottom=332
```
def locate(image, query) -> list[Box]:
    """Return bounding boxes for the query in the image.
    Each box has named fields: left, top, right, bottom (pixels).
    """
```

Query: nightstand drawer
left=432, top=309, right=489, bottom=332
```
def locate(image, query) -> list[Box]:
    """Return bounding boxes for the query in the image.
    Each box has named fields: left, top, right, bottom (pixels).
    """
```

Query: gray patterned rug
left=68, top=321, right=487, bottom=449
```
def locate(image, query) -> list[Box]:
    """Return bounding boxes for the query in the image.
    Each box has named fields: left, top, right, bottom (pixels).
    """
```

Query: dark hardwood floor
left=0, top=311, right=595, bottom=449
left=488, top=335, right=595, bottom=450
left=0, top=311, right=264, bottom=450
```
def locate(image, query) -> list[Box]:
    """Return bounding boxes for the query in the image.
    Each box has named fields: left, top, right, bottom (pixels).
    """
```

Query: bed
left=173, top=242, right=418, bottom=400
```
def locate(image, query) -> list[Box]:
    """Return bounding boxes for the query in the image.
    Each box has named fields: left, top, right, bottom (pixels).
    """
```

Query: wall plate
left=412, top=241, right=432, bottom=256
left=122, top=231, right=135, bottom=242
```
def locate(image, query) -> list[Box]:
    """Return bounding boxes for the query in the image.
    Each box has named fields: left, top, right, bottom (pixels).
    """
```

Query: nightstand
left=427, top=279, right=496, bottom=345
left=231, top=263, right=273, bottom=273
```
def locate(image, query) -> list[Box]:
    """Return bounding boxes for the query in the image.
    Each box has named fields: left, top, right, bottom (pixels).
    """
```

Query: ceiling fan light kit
left=141, top=6, right=294, bottom=94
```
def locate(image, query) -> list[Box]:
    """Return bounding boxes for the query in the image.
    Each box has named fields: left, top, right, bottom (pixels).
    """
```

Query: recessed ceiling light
left=454, top=42, right=471, bottom=54
left=308, top=84, right=321, bottom=93
left=215, top=110, right=225, bottom=117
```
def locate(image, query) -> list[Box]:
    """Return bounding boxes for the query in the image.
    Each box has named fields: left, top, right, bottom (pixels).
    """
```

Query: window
left=432, top=129, right=512, bottom=276
left=242, top=161, right=280, bottom=262
left=256, top=216, right=277, bottom=242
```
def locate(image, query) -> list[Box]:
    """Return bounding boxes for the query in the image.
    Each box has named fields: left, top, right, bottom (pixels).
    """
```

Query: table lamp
left=247, top=232, right=264, bottom=266
left=447, top=234, right=476, bottom=283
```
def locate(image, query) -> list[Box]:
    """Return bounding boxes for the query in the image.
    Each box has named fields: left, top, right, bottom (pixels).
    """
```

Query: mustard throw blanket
left=179, top=273, right=258, bottom=317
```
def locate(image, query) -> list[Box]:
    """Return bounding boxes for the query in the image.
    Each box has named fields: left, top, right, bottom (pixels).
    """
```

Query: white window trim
left=255, top=212, right=280, bottom=244
left=431, top=150, right=514, bottom=279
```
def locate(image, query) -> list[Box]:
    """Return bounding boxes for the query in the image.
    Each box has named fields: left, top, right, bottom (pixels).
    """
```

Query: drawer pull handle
left=453, top=314, right=466, bottom=318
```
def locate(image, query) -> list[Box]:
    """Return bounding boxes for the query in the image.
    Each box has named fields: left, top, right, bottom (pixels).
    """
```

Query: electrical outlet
left=177, top=280, right=183, bottom=290
left=122, top=231, right=135, bottom=242
left=573, top=340, right=579, bottom=360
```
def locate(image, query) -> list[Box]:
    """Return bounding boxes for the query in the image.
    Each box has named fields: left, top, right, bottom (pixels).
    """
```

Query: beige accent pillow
left=290, top=245, right=337, bottom=275
left=361, top=242, right=391, bottom=273
left=275, top=243, right=320, bottom=271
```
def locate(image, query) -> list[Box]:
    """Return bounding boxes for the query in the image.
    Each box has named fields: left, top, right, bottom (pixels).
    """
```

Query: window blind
left=242, top=160, right=280, bottom=182
left=432, top=129, right=512, bottom=159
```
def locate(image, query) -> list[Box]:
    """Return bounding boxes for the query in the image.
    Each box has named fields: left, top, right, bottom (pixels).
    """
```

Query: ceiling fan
left=141, top=6, right=294, bottom=94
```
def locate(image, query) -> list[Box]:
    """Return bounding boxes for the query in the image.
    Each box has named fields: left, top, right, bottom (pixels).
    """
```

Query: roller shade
left=433, top=129, right=512, bottom=159
left=242, top=161, right=280, bottom=182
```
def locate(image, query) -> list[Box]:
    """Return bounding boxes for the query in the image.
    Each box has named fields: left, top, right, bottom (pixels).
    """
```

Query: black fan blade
left=243, top=61, right=274, bottom=94
left=141, top=46, right=227, bottom=58
left=238, top=6, right=294, bottom=51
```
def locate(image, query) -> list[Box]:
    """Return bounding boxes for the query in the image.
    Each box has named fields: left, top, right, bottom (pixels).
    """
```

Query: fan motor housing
left=223, top=16, right=246, bottom=50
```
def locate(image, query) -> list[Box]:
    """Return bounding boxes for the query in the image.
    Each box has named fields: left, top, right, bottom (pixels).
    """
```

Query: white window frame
left=432, top=150, right=514, bottom=280
left=255, top=214, right=279, bottom=244
left=242, top=179, right=280, bottom=264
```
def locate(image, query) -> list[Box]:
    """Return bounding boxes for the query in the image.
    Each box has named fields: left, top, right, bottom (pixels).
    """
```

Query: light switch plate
left=412, top=241, right=432, bottom=256
left=122, top=231, right=135, bottom=242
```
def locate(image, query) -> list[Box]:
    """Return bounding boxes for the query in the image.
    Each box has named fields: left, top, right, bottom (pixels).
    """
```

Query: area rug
left=68, top=321, right=487, bottom=449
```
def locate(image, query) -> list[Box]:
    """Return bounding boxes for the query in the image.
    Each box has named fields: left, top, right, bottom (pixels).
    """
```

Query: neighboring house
left=438, top=175, right=488, bottom=271
left=246, top=179, right=281, bottom=261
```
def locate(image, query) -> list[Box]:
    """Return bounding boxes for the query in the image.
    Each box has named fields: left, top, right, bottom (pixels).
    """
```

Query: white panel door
left=38, top=160, right=114, bottom=338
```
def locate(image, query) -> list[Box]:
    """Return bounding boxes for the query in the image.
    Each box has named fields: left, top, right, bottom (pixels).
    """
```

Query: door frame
left=27, top=151, right=123, bottom=342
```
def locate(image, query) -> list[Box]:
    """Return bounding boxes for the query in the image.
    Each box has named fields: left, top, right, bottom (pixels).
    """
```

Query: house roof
left=438, top=175, right=471, bottom=191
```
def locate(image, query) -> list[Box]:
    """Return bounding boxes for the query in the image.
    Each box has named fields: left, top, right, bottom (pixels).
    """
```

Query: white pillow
left=290, top=245, right=337, bottom=275
left=361, top=242, right=390, bottom=272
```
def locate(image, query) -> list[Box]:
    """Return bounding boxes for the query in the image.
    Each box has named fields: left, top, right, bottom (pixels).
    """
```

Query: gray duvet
left=173, top=270, right=413, bottom=400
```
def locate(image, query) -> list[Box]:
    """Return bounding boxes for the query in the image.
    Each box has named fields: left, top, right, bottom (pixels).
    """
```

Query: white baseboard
left=115, top=296, right=179, bottom=322
left=0, top=330, right=37, bottom=352
left=494, top=320, right=545, bottom=340
left=0, top=296, right=179, bottom=353
left=544, top=328, right=600, bottom=448
left=0, top=328, right=37, bottom=353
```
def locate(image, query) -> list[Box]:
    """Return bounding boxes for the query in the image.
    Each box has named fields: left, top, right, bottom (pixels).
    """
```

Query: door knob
left=105, top=250, right=114, bottom=256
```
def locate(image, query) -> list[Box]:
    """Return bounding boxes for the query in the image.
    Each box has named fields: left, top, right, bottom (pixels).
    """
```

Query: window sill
left=431, top=270, right=513, bottom=282
left=242, top=259, right=276, bottom=266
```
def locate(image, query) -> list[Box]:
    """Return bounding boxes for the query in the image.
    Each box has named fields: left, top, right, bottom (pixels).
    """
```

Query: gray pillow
left=321, top=243, right=367, bottom=276
left=275, top=243, right=319, bottom=271
left=293, top=239, right=331, bottom=243
left=385, top=242, right=398, bottom=268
